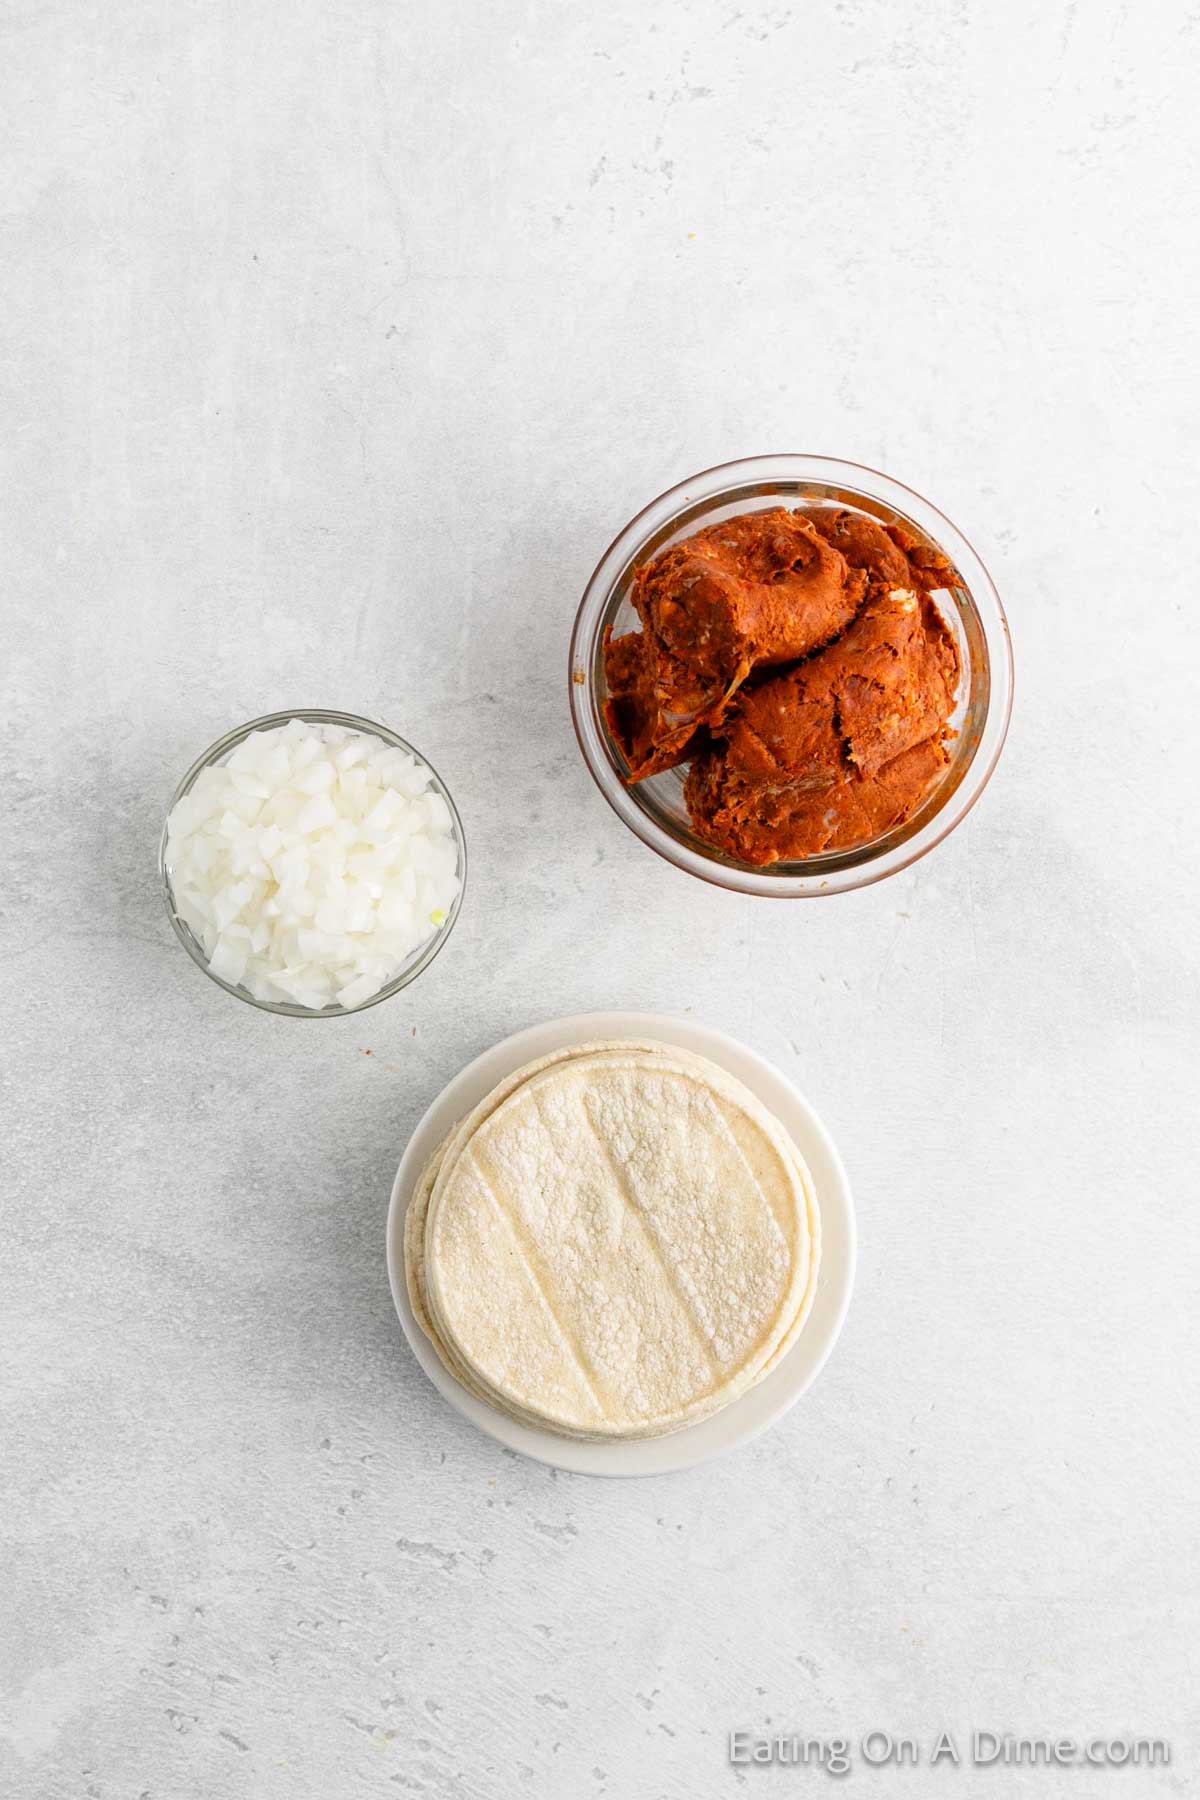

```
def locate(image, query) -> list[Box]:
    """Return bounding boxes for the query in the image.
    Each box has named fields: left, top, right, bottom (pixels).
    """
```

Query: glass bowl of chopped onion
left=160, top=710, right=466, bottom=1017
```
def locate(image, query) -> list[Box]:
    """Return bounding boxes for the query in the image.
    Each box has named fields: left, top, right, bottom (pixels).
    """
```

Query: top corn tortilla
left=404, top=1041, right=822, bottom=1439
left=422, top=1045, right=813, bottom=1438
left=407, top=1128, right=822, bottom=1442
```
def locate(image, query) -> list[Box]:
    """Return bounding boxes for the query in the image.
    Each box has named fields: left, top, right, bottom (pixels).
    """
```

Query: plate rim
left=385, top=1010, right=856, bottom=1477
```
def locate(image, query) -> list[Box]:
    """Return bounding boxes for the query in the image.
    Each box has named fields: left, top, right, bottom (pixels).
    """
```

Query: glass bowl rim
left=569, top=452, right=1013, bottom=897
left=159, top=707, right=467, bottom=1017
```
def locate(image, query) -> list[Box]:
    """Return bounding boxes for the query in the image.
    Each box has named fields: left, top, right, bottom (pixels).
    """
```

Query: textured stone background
left=2, top=2, right=1198, bottom=1796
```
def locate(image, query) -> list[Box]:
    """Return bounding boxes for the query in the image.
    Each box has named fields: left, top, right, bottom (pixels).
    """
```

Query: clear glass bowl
left=569, top=454, right=1013, bottom=897
left=160, top=709, right=467, bottom=1017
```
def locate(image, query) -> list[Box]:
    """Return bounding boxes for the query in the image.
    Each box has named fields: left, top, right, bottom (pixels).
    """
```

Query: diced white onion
left=166, top=720, right=459, bottom=1010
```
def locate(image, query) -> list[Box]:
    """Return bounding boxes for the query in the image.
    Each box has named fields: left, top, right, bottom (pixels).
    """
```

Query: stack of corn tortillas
left=405, top=1040, right=821, bottom=1441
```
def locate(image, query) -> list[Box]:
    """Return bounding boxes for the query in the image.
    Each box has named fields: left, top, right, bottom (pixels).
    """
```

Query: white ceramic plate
left=386, top=1012, right=855, bottom=1477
